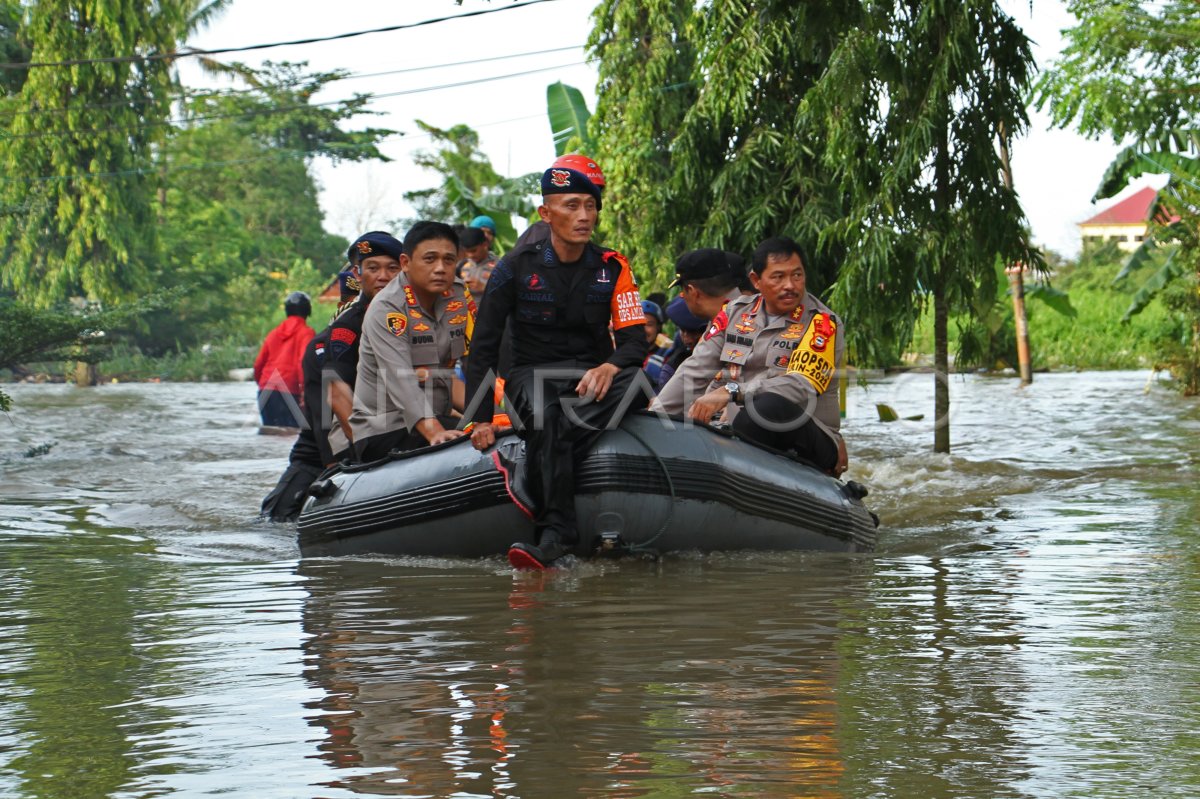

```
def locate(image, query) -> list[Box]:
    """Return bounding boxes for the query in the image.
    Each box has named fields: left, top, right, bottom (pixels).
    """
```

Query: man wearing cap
left=465, top=155, right=650, bottom=570
left=651, top=236, right=848, bottom=478
left=350, top=221, right=474, bottom=462
left=648, top=296, right=709, bottom=391
left=260, top=231, right=403, bottom=521
left=670, top=248, right=746, bottom=323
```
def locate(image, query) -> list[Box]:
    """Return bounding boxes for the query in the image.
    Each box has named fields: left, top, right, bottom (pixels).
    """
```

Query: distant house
left=317, top=274, right=341, bottom=304
left=1078, top=185, right=1178, bottom=253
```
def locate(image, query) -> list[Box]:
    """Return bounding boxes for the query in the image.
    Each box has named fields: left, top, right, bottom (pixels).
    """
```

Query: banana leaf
left=547, top=81, right=593, bottom=156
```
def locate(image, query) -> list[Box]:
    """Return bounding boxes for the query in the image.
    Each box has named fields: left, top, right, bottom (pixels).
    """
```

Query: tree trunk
left=933, top=280, right=950, bottom=454
left=933, top=99, right=952, bottom=453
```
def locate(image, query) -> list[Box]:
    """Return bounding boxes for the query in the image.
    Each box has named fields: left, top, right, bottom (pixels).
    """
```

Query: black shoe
left=507, top=529, right=570, bottom=570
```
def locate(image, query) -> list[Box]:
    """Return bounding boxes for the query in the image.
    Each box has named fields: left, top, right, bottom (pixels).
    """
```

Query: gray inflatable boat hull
left=298, top=412, right=878, bottom=558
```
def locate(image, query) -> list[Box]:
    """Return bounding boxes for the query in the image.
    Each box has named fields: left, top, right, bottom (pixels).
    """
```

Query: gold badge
left=385, top=313, right=407, bottom=336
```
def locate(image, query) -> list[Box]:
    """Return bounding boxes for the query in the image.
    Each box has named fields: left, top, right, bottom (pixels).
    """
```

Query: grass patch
left=909, top=254, right=1184, bottom=371
left=96, top=340, right=256, bottom=382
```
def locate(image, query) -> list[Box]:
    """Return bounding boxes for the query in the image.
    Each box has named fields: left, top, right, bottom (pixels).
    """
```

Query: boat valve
left=308, top=479, right=338, bottom=499
left=596, top=532, right=623, bottom=553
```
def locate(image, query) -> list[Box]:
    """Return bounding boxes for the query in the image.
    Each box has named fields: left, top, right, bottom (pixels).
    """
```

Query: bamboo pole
left=998, top=123, right=1032, bottom=385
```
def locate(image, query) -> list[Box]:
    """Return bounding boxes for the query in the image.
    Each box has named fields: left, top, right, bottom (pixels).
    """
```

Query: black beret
left=669, top=248, right=740, bottom=288
left=347, top=231, right=403, bottom=263
left=540, top=167, right=602, bottom=210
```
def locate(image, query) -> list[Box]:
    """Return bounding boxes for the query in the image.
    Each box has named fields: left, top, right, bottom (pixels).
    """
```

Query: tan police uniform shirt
left=651, top=291, right=844, bottom=443
left=348, top=272, right=474, bottom=444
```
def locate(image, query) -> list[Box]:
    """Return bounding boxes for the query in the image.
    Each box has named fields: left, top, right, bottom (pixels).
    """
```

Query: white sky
left=182, top=0, right=1161, bottom=259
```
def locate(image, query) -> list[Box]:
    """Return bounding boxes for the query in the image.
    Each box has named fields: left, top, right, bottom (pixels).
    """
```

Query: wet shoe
left=507, top=530, right=570, bottom=570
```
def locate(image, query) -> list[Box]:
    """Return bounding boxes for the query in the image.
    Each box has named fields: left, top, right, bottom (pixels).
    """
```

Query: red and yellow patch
left=785, top=313, right=837, bottom=393
left=413, top=321, right=431, bottom=332
left=385, top=313, right=407, bottom=336
left=448, top=314, right=468, bottom=325
left=445, top=300, right=464, bottom=312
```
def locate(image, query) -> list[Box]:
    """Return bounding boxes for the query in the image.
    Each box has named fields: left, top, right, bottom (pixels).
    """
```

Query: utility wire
left=0, top=110, right=554, bottom=184
left=1, top=43, right=587, bottom=119
left=1, top=60, right=588, bottom=142
left=0, top=0, right=562, bottom=70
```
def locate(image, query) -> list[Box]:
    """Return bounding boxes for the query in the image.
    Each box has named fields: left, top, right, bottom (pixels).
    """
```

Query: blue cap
left=641, top=299, right=664, bottom=326
left=347, top=231, right=402, bottom=264
left=469, top=215, right=496, bottom=232
left=666, top=296, right=708, bottom=332
left=337, top=268, right=361, bottom=302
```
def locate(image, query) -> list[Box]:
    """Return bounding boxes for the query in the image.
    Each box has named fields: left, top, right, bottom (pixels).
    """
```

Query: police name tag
left=786, top=313, right=836, bottom=393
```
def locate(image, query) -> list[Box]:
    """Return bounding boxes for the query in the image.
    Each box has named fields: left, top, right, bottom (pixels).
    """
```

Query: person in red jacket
left=253, top=291, right=315, bottom=428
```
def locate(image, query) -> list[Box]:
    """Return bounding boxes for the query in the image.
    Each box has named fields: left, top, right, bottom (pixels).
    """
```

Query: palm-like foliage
left=1036, top=1, right=1200, bottom=392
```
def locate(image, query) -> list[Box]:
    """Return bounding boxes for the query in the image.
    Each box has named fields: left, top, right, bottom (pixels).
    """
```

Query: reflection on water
left=0, top=373, right=1196, bottom=797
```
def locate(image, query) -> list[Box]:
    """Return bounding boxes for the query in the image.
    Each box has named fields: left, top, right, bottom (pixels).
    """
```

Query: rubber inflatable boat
left=297, top=412, right=878, bottom=559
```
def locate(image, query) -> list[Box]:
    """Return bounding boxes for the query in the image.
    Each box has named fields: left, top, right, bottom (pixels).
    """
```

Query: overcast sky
left=183, top=0, right=1159, bottom=259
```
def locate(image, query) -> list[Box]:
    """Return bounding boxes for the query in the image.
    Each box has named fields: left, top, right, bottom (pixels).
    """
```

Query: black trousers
left=260, top=460, right=324, bottom=522
left=731, top=391, right=838, bottom=472
left=507, top=363, right=651, bottom=543
left=258, top=389, right=303, bottom=428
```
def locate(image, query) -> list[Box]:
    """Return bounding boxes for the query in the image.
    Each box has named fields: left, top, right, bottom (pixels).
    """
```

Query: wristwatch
left=724, top=382, right=741, bottom=405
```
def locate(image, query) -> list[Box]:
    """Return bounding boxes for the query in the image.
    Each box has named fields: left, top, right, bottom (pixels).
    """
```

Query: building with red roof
left=1078, top=185, right=1178, bottom=252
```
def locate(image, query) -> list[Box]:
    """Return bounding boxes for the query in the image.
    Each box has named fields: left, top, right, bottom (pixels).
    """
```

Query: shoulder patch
left=704, top=309, right=730, bottom=341
left=385, top=312, right=407, bottom=336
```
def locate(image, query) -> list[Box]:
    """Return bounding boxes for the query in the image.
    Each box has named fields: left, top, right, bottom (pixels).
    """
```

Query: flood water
left=0, top=371, right=1197, bottom=798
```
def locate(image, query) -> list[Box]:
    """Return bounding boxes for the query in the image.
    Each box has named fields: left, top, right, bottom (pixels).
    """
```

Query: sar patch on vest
left=385, top=313, right=407, bottom=336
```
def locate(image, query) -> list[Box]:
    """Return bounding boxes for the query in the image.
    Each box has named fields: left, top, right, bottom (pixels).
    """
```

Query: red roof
left=1079, top=186, right=1169, bottom=226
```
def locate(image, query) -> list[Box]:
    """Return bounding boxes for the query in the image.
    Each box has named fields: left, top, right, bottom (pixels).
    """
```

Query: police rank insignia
left=445, top=300, right=464, bottom=312
left=448, top=314, right=468, bottom=325
left=412, top=322, right=431, bottom=332
left=780, top=323, right=806, bottom=340
left=385, top=313, right=407, bottom=336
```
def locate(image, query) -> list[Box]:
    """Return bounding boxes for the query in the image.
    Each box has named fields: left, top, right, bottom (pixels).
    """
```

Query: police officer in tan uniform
left=651, top=236, right=848, bottom=477
left=350, top=221, right=476, bottom=462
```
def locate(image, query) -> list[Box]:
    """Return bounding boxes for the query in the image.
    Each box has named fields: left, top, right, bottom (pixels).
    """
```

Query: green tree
left=588, top=0, right=697, bottom=284
left=1035, top=0, right=1200, bottom=393
left=403, top=120, right=538, bottom=250
left=808, top=0, right=1038, bottom=452
left=0, top=0, right=212, bottom=306
left=0, top=0, right=30, bottom=97
left=148, top=61, right=391, bottom=351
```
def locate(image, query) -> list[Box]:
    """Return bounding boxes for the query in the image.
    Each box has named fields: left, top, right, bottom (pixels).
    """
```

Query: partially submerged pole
left=1006, top=264, right=1033, bottom=385
left=998, top=122, right=1032, bottom=385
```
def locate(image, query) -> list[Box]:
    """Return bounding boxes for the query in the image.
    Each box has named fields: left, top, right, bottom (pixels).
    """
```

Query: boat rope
left=619, top=425, right=677, bottom=556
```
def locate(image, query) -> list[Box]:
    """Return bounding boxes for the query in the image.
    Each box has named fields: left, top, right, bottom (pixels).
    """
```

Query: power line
left=2, top=43, right=588, bottom=119
left=1, top=60, right=589, bottom=142
left=0, top=0, right=561, bottom=70
left=0, top=110, right=554, bottom=185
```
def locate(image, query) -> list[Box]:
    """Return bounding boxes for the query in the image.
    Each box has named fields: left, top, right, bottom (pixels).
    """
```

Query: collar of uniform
left=537, top=241, right=601, bottom=269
